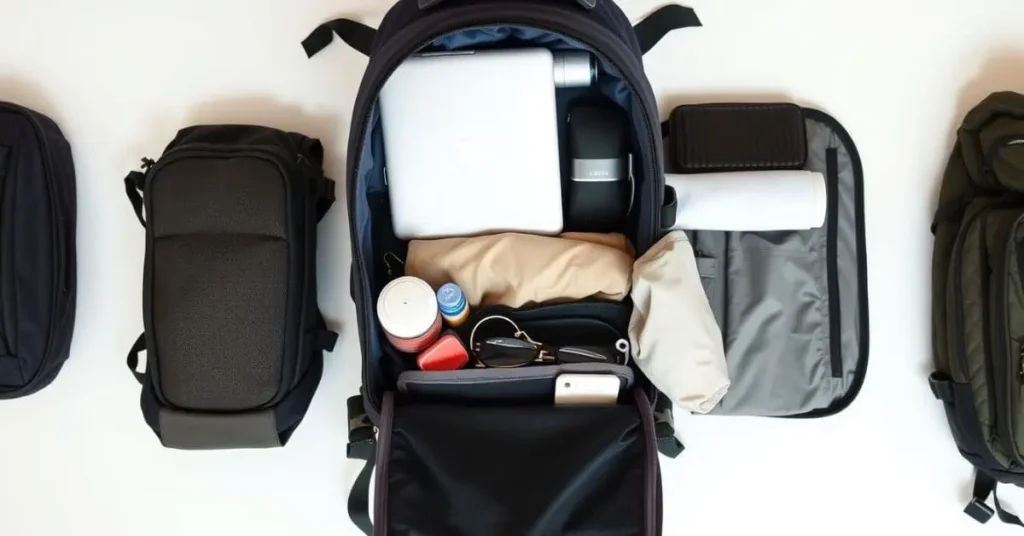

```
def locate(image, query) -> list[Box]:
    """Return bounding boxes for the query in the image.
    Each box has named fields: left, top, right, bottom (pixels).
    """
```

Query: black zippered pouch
left=122, top=125, right=338, bottom=449
left=0, top=101, right=77, bottom=399
left=667, top=103, right=807, bottom=172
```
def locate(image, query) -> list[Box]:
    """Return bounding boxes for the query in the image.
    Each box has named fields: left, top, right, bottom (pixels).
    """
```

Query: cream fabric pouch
left=405, top=232, right=634, bottom=307
left=629, top=231, right=729, bottom=414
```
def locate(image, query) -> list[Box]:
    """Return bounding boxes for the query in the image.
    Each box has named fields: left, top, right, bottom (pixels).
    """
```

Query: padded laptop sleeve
left=0, top=101, right=77, bottom=399
left=123, top=125, right=337, bottom=449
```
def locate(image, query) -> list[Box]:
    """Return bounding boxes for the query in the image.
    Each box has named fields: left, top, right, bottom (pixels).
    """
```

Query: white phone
left=554, top=374, right=621, bottom=405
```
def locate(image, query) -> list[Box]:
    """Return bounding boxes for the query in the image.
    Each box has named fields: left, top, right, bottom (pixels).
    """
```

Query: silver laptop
left=378, top=48, right=564, bottom=240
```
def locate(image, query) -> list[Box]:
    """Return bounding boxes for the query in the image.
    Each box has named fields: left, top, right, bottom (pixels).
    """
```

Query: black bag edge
left=0, top=101, right=77, bottom=399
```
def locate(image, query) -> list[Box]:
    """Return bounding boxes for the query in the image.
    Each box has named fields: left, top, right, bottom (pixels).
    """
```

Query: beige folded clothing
left=629, top=231, right=729, bottom=414
left=406, top=232, right=634, bottom=308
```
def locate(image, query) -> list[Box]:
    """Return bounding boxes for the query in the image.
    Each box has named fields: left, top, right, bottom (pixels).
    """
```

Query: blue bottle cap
left=436, top=283, right=466, bottom=316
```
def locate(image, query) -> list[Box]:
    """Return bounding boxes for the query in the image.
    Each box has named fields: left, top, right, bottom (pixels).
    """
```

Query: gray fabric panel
left=713, top=230, right=831, bottom=415
left=150, top=158, right=287, bottom=239
left=158, top=407, right=281, bottom=450
left=703, top=116, right=866, bottom=416
left=150, top=157, right=290, bottom=412
left=154, top=235, right=287, bottom=411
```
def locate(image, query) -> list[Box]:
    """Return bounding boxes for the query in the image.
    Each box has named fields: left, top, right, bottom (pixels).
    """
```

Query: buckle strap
left=967, top=471, right=1024, bottom=527
left=302, top=18, right=376, bottom=58
left=124, top=171, right=147, bottom=227
left=125, top=333, right=146, bottom=384
left=634, top=5, right=702, bottom=56
left=660, top=185, right=678, bottom=231
left=314, top=311, right=338, bottom=352
left=346, top=394, right=375, bottom=536
left=928, top=372, right=955, bottom=403
left=315, top=177, right=336, bottom=221
left=653, top=393, right=685, bottom=458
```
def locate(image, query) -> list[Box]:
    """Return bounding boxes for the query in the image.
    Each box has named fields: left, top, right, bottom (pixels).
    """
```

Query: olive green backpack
left=931, top=90, right=1024, bottom=528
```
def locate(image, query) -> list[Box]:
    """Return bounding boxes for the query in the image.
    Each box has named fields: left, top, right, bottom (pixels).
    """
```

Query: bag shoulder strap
left=966, top=471, right=1024, bottom=527
left=303, top=19, right=376, bottom=58
left=633, top=4, right=701, bottom=56
left=346, top=394, right=376, bottom=536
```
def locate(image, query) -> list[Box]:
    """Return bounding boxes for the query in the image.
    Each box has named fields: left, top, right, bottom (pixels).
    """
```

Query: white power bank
left=554, top=374, right=621, bottom=405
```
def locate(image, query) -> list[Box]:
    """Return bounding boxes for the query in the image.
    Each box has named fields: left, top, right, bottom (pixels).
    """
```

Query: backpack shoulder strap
left=303, top=18, right=376, bottom=58
left=346, top=394, right=376, bottom=536
left=966, top=471, right=1024, bottom=527
left=634, top=4, right=701, bottom=56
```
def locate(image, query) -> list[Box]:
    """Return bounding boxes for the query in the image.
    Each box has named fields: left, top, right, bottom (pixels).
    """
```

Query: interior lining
left=353, top=26, right=650, bottom=392
left=685, top=115, right=866, bottom=416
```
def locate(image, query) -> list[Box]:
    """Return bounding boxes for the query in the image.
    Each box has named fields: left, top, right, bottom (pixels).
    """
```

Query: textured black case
left=124, top=125, right=337, bottom=449
left=669, top=103, right=807, bottom=172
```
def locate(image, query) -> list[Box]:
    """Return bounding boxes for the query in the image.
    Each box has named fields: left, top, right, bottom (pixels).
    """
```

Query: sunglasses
left=469, top=315, right=629, bottom=369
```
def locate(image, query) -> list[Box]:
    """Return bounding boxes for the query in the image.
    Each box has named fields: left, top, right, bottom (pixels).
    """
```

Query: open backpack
left=303, top=1, right=869, bottom=534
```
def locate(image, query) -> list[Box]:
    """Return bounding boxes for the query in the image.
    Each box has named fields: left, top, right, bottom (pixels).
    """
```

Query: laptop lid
left=378, top=48, right=564, bottom=240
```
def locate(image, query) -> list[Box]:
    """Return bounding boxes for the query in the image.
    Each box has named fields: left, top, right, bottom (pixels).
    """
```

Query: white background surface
left=0, top=0, right=1023, bottom=534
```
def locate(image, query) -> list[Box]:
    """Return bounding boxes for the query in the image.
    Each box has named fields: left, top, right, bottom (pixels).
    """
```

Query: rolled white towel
left=666, top=170, right=827, bottom=231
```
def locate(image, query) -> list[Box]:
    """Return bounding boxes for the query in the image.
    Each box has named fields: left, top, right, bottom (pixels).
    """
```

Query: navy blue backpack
left=304, top=2, right=700, bottom=534
left=0, top=102, right=76, bottom=400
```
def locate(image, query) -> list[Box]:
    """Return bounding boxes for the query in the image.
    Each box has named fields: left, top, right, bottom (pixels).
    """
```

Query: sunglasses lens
left=475, top=337, right=538, bottom=368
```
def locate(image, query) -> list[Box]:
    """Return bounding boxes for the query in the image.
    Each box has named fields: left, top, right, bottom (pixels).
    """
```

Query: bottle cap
left=377, top=277, right=439, bottom=339
left=436, top=283, right=466, bottom=316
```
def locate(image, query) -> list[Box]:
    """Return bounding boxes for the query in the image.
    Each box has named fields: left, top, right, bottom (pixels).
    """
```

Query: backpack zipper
left=347, top=6, right=662, bottom=418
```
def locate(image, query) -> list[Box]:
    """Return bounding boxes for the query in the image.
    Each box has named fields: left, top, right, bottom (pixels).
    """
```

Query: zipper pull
left=140, top=157, right=156, bottom=171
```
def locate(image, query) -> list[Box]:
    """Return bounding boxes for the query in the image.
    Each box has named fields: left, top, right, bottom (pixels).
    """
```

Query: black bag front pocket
left=126, top=125, right=337, bottom=449
left=379, top=389, right=658, bottom=536
left=148, top=156, right=294, bottom=411
left=397, top=363, right=635, bottom=404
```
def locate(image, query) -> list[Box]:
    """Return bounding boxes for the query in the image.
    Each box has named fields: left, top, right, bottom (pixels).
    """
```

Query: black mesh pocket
left=148, top=156, right=293, bottom=411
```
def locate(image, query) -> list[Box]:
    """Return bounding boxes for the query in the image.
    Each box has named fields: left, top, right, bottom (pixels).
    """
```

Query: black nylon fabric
left=345, top=0, right=666, bottom=421
left=0, top=102, right=76, bottom=399
left=387, top=402, right=648, bottom=536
